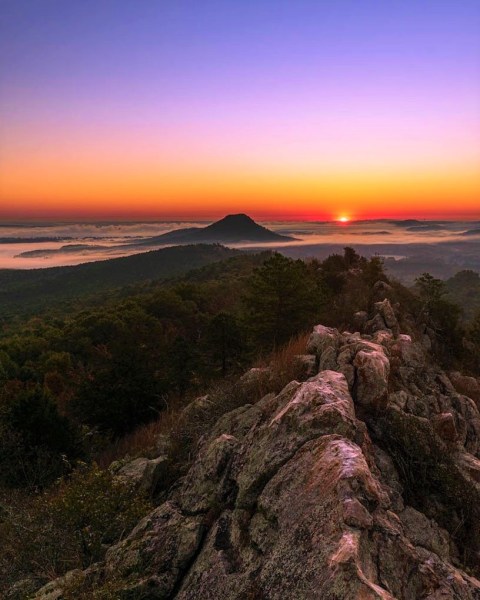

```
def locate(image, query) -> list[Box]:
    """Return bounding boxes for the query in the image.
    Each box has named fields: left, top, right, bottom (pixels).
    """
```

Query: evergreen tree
left=206, top=311, right=245, bottom=377
left=244, top=253, right=320, bottom=348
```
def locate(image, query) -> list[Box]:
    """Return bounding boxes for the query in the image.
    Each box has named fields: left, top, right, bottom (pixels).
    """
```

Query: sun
left=338, top=216, right=349, bottom=223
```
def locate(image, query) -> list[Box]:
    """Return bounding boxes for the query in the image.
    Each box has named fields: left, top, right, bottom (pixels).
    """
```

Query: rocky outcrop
left=111, top=456, right=170, bottom=496
left=32, top=304, right=480, bottom=599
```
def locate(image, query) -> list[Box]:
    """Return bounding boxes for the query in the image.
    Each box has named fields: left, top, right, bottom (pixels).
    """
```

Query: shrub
left=0, top=464, right=151, bottom=594
left=0, top=386, right=83, bottom=488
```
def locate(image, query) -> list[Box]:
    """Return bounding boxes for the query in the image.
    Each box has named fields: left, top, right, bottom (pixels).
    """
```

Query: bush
left=0, top=464, right=151, bottom=594
left=0, top=386, right=83, bottom=488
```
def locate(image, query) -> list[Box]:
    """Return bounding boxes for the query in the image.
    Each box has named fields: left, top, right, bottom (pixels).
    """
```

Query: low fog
left=1, top=219, right=479, bottom=281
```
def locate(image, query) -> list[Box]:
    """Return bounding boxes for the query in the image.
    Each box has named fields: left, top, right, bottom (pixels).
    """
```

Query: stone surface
left=293, top=353, right=317, bottom=378
left=114, top=455, right=169, bottom=495
left=29, top=316, right=480, bottom=600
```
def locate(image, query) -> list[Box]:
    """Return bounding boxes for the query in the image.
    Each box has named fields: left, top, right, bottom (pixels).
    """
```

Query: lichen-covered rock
left=399, top=506, right=451, bottom=559
left=293, top=353, right=317, bottom=378
left=179, top=433, right=241, bottom=513
left=374, top=298, right=399, bottom=335
left=239, top=367, right=271, bottom=388
left=33, top=570, right=84, bottom=600
left=6, top=578, right=40, bottom=600
left=113, top=455, right=169, bottom=495
left=105, top=502, right=205, bottom=597
left=450, top=371, right=480, bottom=407
left=30, top=316, right=480, bottom=600
left=307, top=324, right=339, bottom=357
left=353, top=343, right=390, bottom=409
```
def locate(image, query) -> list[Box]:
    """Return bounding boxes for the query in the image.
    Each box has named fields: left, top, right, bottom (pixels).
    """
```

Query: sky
left=1, top=0, right=479, bottom=220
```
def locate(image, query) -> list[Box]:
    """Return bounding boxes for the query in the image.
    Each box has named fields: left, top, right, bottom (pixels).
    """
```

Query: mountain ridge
left=30, top=283, right=480, bottom=599
left=0, top=244, right=240, bottom=315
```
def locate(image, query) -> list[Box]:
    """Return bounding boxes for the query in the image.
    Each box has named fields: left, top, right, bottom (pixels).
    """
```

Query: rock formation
left=33, top=292, right=480, bottom=599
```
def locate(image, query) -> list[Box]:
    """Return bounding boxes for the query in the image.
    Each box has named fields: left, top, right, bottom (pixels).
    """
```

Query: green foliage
left=244, top=253, right=321, bottom=347
left=469, top=310, right=480, bottom=347
left=0, top=387, right=83, bottom=488
left=445, top=270, right=480, bottom=321
left=0, top=252, right=271, bottom=487
left=415, top=272, right=446, bottom=305
left=72, top=357, right=165, bottom=437
left=414, top=272, right=465, bottom=367
left=315, top=248, right=388, bottom=327
left=0, top=464, right=151, bottom=593
left=0, top=244, right=239, bottom=317
left=466, top=310, right=480, bottom=372
left=206, top=311, right=246, bottom=376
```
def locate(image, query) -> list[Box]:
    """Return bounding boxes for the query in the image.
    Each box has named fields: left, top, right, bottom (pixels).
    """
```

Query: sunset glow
left=1, top=1, right=479, bottom=220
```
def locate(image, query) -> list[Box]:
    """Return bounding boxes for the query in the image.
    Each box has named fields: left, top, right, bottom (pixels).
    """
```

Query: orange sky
left=1, top=1, right=479, bottom=220
left=1, top=144, right=479, bottom=220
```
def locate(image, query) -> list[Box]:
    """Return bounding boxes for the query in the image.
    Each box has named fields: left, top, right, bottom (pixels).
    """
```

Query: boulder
left=432, top=412, right=458, bottom=444
left=113, top=455, right=169, bottom=496
left=239, top=367, right=271, bottom=387
left=374, top=298, right=399, bottom=334
left=449, top=372, right=480, bottom=407
left=293, top=353, right=317, bottom=378
left=353, top=344, right=390, bottom=409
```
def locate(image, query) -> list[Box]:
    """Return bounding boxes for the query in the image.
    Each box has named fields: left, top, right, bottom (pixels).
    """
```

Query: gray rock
left=29, top=316, right=480, bottom=600
left=292, top=353, right=317, bottom=378
left=114, top=455, right=169, bottom=496
left=374, top=298, right=399, bottom=332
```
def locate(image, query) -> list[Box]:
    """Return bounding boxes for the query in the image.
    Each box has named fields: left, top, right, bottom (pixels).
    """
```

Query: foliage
left=445, top=270, right=480, bottom=321
left=244, top=253, right=322, bottom=347
left=414, top=272, right=464, bottom=367
left=0, top=386, right=83, bottom=488
left=0, top=247, right=395, bottom=487
left=0, top=464, right=151, bottom=595
left=0, top=246, right=476, bottom=597
left=415, top=272, right=447, bottom=305
left=0, top=244, right=239, bottom=318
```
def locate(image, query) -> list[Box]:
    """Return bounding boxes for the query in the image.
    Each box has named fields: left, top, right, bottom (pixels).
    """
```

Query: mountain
left=30, top=288, right=480, bottom=598
left=0, top=244, right=239, bottom=316
left=135, top=213, right=296, bottom=246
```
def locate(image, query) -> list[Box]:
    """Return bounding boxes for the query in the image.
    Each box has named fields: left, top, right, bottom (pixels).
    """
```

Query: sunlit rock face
left=33, top=289, right=480, bottom=599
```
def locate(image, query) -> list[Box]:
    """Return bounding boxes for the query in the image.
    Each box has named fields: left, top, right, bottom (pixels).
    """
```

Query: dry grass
left=256, top=331, right=311, bottom=392
left=96, top=332, right=311, bottom=471
left=95, top=399, right=183, bottom=468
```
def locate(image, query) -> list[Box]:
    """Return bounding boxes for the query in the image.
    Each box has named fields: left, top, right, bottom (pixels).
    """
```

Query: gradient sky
left=1, top=0, right=480, bottom=220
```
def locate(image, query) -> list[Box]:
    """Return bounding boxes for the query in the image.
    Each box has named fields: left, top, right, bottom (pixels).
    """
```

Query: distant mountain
left=0, top=244, right=239, bottom=316
left=406, top=224, right=446, bottom=232
left=136, top=214, right=296, bottom=246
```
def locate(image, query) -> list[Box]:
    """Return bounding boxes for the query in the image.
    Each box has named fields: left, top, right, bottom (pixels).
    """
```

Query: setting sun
left=338, top=216, right=350, bottom=223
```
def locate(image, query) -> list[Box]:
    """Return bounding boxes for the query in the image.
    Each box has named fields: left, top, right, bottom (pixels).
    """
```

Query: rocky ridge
left=33, top=285, right=480, bottom=599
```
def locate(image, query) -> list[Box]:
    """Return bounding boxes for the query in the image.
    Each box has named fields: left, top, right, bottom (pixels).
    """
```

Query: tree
left=415, top=273, right=446, bottom=306
left=0, top=386, right=82, bottom=488
left=72, top=340, right=167, bottom=436
left=244, top=253, right=320, bottom=348
left=168, top=336, right=201, bottom=396
left=206, top=312, right=245, bottom=377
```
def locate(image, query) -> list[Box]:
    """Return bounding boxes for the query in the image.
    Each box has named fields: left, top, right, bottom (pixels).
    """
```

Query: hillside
left=135, top=213, right=295, bottom=245
left=2, top=250, right=480, bottom=599
left=28, top=286, right=480, bottom=598
left=0, top=244, right=239, bottom=316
